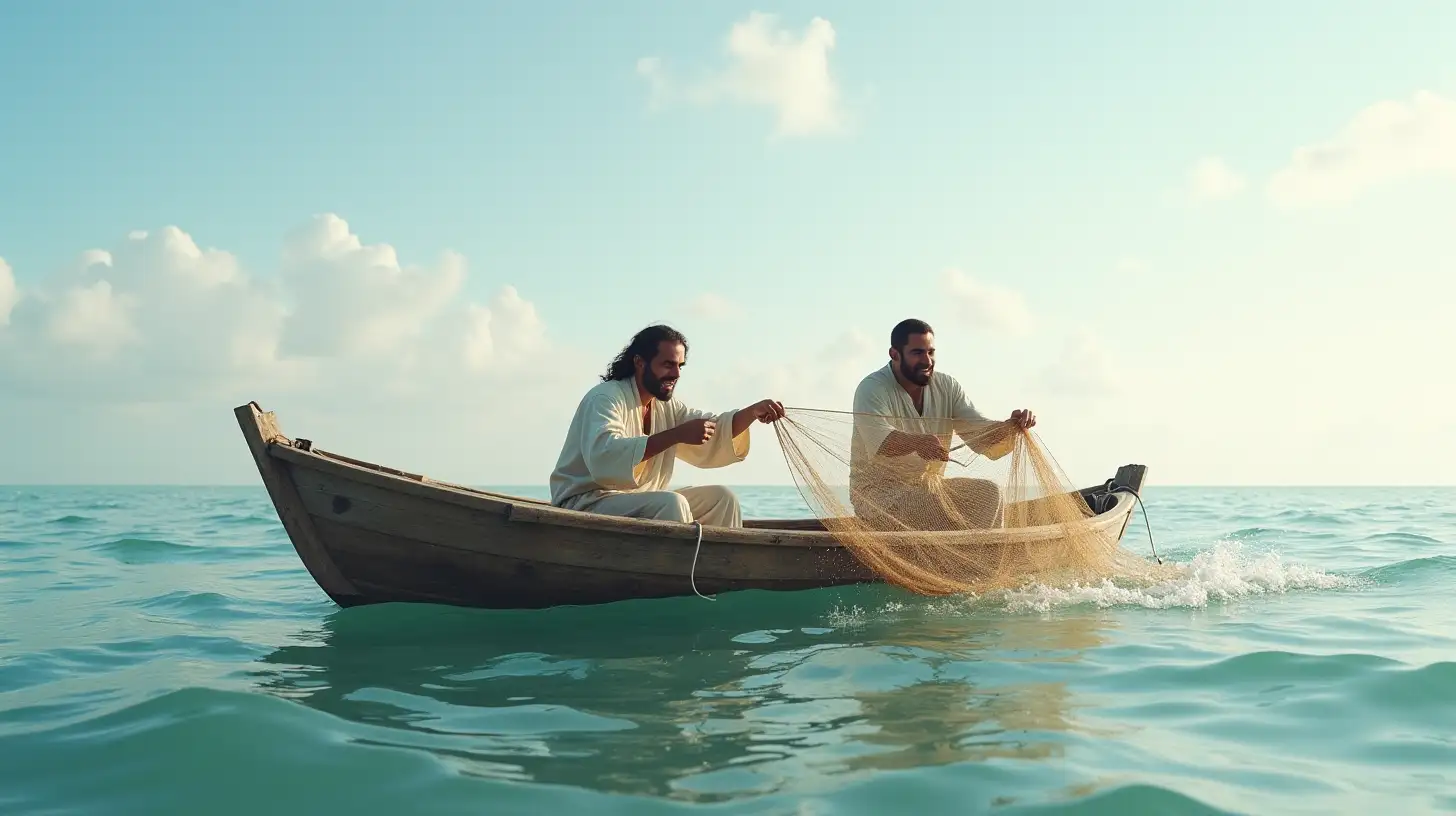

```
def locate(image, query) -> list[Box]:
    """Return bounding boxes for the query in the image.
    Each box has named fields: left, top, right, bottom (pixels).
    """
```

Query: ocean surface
left=1, top=484, right=1453, bottom=814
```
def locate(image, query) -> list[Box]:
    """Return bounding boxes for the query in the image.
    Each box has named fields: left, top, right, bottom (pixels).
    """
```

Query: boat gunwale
left=265, top=428, right=1137, bottom=550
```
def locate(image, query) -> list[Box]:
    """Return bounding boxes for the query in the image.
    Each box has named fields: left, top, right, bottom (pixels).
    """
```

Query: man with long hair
left=549, top=324, right=784, bottom=527
left=850, top=318, right=1036, bottom=529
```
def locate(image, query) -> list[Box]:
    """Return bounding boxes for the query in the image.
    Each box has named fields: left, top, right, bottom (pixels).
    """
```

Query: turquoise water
left=1, top=485, right=1453, bottom=814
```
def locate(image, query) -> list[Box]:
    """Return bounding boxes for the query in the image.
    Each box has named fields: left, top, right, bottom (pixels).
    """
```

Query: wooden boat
left=235, top=401, right=1149, bottom=610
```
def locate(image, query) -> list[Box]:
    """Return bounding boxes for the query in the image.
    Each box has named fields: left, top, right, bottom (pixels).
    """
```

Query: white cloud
left=1188, top=156, right=1247, bottom=201
left=940, top=268, right=1034, bottom=335
left=43, top=279, right=138, bottom=354
left=683, top=292, right=744, bottom=322
left=637, top=12, right=844, bottom=138
left=0, top=227, right=286, bottom=400
left=278, top=214, right=465, bottom=360
left=1268, top=89, right=1456, bottom=207
left=460, top=285, right=547, bottom=373
left=0, top=257, right=17, bottom=325
left=0, top=214, right=552, bottom=405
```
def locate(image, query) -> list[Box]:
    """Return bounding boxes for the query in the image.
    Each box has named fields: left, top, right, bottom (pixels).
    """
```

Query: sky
left=1, top=1, right=1454, bottom=487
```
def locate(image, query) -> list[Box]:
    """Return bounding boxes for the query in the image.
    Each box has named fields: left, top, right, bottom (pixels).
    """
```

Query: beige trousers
left=582, top=485, right=742, bottom=527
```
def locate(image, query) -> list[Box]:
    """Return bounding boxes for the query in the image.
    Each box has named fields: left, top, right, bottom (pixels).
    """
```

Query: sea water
left=1, top=485, right=1453, bottom=814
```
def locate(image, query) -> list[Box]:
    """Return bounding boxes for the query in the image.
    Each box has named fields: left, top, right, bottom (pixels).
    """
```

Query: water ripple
left=0, top=485, right=1454, bottom=813
left=1361, top=555, right=1456, bottom=583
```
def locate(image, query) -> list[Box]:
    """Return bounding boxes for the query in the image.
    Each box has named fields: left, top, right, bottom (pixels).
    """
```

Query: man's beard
left=899, top=358, right=932, bottom=386
left=642, top=368, right=677, bottom=400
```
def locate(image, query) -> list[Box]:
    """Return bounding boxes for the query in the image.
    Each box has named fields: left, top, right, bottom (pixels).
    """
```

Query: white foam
left=817, top=543, right=1358, bottom=625
left=824, top=600, right=904, bottom=629
left=999, top=541, right=1357, bottom=613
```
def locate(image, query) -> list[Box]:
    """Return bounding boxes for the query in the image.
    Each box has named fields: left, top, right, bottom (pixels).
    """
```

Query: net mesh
left=773, top=407, right=1162, bottom=595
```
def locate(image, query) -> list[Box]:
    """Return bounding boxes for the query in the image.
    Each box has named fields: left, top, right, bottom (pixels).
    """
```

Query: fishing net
left=773, top=407, right=1160, bottom=595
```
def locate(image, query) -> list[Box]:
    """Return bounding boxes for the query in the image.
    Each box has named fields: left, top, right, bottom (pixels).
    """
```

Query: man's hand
left=675, top=418, right=717, bottom=445
left=732, top=399, right=785, bottom=437
left=912, top=434, right=950, bottom=461
left=749, top=399, right=785, bottom=424
left=920, top=434, right=951, bottom=461
left=1009, top=409, right=1036, bottom=430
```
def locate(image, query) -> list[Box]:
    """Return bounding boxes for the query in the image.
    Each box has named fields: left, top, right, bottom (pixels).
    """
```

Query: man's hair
left=890, top=318, right=934, bottom=351
left=602, top=324, right=689, bottom=382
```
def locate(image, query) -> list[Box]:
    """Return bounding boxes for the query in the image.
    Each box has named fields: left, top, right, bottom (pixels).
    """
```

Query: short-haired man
left=549, top=324, right=785, bottom=528
left=849, top=318, right=1035, bottom=529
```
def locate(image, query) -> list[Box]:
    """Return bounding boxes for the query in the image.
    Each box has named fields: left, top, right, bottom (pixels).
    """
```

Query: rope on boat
left=689, top=521, right=716, bottom=601
left=1105, top=480, right=1161, bottom=565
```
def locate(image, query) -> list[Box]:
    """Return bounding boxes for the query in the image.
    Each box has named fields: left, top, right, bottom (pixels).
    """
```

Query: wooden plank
left=275, top=431, right=1136, bottom=547
left=233, top=402, right=362, bottom=603
left=279, top=441, right=843, bottom=546
left=289, top=463, right=870, bottom=582
left=312, top=518, right=869, bottom=608
left=744, top=517, right=828, bottom=531
left=503, top=487, right=1132, bottom=546
left=288, top=442, right=1134, bottom=555
left=500, top=499, right=826, bottom=545
left=270, top=443, right=521, bottom=517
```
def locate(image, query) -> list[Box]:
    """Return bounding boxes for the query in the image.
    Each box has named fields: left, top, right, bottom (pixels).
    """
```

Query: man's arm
left=851, top=381, right=947, bottom=461
left=948, top=376, right=1028, bottom=460
left=641, top=426, right=680, bottom=462
left=641, top=419, right=713, bottom=462
left=876, top=429, right=950, bottom=461
left=666, top=398, right=764, bottom=470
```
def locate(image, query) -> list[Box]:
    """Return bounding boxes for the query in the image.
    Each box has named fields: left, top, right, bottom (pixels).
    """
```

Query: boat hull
left=235, top=402, right=1147, bottom=610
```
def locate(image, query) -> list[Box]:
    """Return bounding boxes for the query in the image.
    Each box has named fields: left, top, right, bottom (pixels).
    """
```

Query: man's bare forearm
left=642, top=427, right=680, bottom=461
left=955, top=419, right=1011, bottom=454
left=732, top=407, right=756, bottom=438
left=877, top=430, right=945, bottom=460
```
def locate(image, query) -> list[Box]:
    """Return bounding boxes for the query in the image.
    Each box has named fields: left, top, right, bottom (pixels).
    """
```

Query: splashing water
left=1000, top=540, right=1359, bottom=612
left=821, top=540, right=1358, bottom=624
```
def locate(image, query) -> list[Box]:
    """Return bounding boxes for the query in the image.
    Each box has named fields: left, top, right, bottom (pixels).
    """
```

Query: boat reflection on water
left=248, top=586, right=1115, bottom=800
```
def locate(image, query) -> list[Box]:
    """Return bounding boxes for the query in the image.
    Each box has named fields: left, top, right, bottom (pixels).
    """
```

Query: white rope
left=689, top=520, right=716, bottom=601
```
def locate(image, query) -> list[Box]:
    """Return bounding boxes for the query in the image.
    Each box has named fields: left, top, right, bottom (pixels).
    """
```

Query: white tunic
left=850, top=363, right=1010, bottom=492
left=549, top=377, right=750, bottom=511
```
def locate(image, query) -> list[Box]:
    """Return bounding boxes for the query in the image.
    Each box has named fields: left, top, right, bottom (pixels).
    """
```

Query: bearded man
left=549, top=324, right=784, bottom=528
left=849, top=318, right=1036, bottom=529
